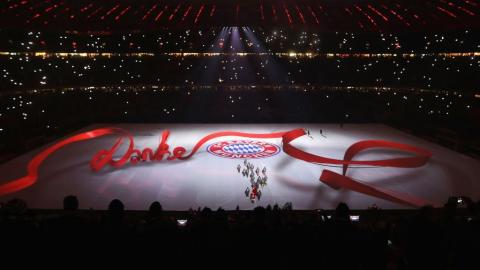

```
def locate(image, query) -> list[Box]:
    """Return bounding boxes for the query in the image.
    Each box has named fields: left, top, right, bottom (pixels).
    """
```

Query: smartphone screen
left=177, top=219, right=188, bottom=226
left=350, top=215, right=359, bottom=222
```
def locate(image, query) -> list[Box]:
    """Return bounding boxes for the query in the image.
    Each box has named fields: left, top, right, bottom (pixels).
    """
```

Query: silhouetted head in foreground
left=4, top=198, right=28, bottom=214
left=63, top=195, right=79, bottom=211
left=335, top=202, right=350, bottom=221
left=148, top=201, right=163, bottom=217
left=108, top=199, right=124, bottom=215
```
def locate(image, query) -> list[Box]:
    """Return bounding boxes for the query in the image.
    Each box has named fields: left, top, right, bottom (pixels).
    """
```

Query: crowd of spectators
left=0, top=28, right=477, bottom=53
left=1, top=195, right=479, bottom=268
left=0, top=29, right=478, bottom=91
left=0, top=54, right=477, bottom=91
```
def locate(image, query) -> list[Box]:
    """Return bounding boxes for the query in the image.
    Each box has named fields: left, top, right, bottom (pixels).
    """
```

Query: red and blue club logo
left=207, top=140, right=281, bottom=159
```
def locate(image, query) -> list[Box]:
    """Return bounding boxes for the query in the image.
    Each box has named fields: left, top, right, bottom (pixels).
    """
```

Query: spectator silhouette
left=107, top=199, right=124, bottom=220
left=147, top=201, right=163, bottom=219
left=101, top=199, right=127, bottom=234
left=42, top=195, right=87, bottom=239
left=1, top=199, right=32, bottom=239
left=1, top=195, right=479, bottom=267
left=63, top=195, right=79, bottom=211
left=323, top=202, right=361, bottom=268
left=334, top=202, right=351, bottom=222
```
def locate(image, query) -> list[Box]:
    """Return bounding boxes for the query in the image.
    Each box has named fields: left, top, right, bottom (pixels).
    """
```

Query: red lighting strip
left=344, top=7, right=363, bottom=29
left=154, top=5, right=168, bottom=22
left=80, top=3, right=93, bottom=13
left=395, top=3, right=425, bottom=25
left=355, top=5, right=377, bottom=28
left=308, top=6, right=320, bottom=24
left=272, top=5, right=278, bottom=21
left=86, top=6, right=102, bottom=19
left=142, top=4, right=157, bottom=20
left=437, top=6, right=458, bottom=18
left=101, top=4, right=120, bottom=20
left=283, top=4, right=293, bottom=24
left=295, top=5, right=306, bottom=24
left=381, top=4, right=410, bottom=27
left=367, top=4, right=389, bottom=21
left=115, top=6, right=130, bottom=21
left=169, top=3, right=182, bottom=21
left=442, top=0, right=476, bottom=16
left=209, top=5, right=216, bottom=17
left=30, top=0, right=58, bottom=20
left=48, top=1, right=65, bottom=20
left=44, top=1, right=62, bottom=13
left=8, top=0, right=26, bottom=11
left=154, top=10, right=164, bottom=21
left=182, top=5, right=192, bottom=21
left=194, top=5, right=204, bottom=24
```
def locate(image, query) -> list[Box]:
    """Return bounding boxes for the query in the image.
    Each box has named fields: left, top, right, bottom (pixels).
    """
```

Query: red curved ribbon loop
left=319, top=170, right=432, bottom=207
left=0, top=127, right=434, bottom=207
left=281, top=129, right=434, bottom=207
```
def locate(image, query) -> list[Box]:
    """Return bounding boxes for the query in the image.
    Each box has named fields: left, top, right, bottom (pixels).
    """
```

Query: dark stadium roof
left=1, top=0, right=479, bottom=32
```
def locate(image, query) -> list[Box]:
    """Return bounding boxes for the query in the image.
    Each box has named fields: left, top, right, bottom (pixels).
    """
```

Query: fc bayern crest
left=207, top=140, right=281, bottom=159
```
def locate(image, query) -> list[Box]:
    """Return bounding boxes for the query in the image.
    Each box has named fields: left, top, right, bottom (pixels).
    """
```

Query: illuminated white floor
left=1, top=123, right=479, bottom=210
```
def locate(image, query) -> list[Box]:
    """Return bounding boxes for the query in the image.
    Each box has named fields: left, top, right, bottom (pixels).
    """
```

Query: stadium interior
left=0, top=0, right=479, bottom=265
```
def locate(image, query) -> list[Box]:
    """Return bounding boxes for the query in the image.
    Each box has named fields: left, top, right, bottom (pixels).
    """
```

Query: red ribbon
left=0, top=127, right=434, bottom=207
